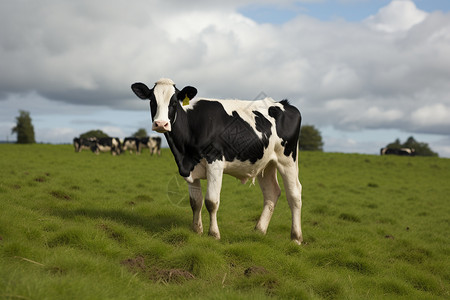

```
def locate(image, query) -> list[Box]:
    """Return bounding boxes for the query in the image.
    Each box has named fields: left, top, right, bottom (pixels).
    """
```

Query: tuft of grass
left=161, top=227, right=191, bottom=246
left=378, top=278, right=410, bottom=296
left=47, top=228, right=85, bottom=248
left=313, top=277, right=343, bottom=299
left=50, top=190, right=72, bottom=200
left=338, top=212, right=361, bottom=223
left=134, top=194, right=154, bottom=202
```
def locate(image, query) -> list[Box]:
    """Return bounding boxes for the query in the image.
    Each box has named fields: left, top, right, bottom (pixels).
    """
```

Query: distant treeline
left=382, top=136, right=438, bottom=157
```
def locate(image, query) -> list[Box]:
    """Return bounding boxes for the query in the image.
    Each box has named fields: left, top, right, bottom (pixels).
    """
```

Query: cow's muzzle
left=152, top=120, right=171, bottom=133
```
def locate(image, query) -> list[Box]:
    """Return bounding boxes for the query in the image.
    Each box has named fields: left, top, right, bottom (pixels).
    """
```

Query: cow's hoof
left=291, top=234, right=303, bottom=245
left=208, top=231, right=220, bottom=240
left=291, top=232, right=303, bottom=245
left=254, top=223, right=268, bottom=235
left=192, top=224, right=203, bottom=234
left=292, top=239, right=302, bottom=245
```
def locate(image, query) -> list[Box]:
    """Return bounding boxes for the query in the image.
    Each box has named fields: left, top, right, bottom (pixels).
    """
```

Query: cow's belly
left=224, top=155, right=274, bottom=184
left=98, top=145, right=112, bottom=152
left=189, top=151, right=275, bottom=184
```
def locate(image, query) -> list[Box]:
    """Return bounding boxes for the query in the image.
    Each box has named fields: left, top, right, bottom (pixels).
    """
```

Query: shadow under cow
left=49, top=207, right=188, bottom=234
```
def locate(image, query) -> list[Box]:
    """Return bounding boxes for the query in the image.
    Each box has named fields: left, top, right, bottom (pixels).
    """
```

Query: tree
left=402, top=136, right=438, bottom=157
left=385, top=136, right=438, bottom=157
left=80, top=130, right=109, bottom=139
left=132, top=128, right=148, bottom=138
left=299, top=125, right=323, bottom=151
left=11, top=110, right=36, bottom=144
left=386, top=138, right=402, bottom=149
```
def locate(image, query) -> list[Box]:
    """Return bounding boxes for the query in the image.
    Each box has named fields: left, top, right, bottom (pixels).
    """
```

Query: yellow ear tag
left=182, top=95, right=190, bottom=106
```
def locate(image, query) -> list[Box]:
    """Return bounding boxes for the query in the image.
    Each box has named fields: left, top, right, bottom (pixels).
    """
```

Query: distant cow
left=92, top=137, right=122, bottom=155
left=122, top=137, right=141, bottom=154
left=132, top=78, right=303, bottom=244
left=139, top=136, right=162, bottom=156
left=73, top=137, right=97, bottom=152
left=380, top=147, right=415, bottom=156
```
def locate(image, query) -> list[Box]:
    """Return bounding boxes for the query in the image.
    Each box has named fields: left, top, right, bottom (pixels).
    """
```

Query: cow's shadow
left=50, top=207, right=188, bottom=234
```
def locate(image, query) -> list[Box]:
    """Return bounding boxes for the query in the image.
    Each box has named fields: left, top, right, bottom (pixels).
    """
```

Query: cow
left=91, top=137, right=122, bottom=155
left=123, top=137, right=141, bottom=154
left=139, top=136, right=162, bottom=156
left=73, top=137, right=97, bottom=152
left=131, top=78, right=303, bottom=244
left=380, top=147, right=415, bottom=156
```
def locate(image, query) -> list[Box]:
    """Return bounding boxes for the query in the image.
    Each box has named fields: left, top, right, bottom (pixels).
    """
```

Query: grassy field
left=0, top=144, right=449, bottom=299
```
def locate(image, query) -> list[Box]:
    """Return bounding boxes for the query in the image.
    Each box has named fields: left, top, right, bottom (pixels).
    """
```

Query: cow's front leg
left=188, top=179, right=203, bottom=234
left=205, top=161, right=224, bottom=239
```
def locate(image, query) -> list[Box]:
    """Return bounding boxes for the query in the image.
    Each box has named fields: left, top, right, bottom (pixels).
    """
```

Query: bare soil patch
left=121, top=256, right=195, bottom=284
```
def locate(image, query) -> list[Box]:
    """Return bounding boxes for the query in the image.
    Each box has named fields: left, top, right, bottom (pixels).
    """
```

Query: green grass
left=0, top=144, right=449, bottom=299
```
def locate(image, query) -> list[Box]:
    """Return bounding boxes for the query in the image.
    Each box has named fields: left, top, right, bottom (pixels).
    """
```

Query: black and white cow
left=91, top=137, right=122, bottom=155
left=139, top=136, right=162, bottom=156
left=123, top=137, right=141, bottom=154
left=380, top=147, right=415, bottom=156
left=73, top=137, right=97, bottom=152
left=131, top=78, right=303, bottom=244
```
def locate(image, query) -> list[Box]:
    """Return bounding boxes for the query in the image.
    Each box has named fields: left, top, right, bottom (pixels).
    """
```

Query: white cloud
left=364, top=0, right=428, bottom=33
left=38, top=127, right=78, bottom=144
left=100, top=126, right=127, bottom=138
left=412, top=103, right=450, bottom=124
left=410, top=103, right=450, bottom=134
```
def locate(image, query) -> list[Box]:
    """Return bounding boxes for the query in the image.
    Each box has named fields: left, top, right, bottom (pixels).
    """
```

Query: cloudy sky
left=1, top=0, right=450, bottom=157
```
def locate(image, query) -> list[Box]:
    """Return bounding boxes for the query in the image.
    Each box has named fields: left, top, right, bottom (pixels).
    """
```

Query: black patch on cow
left=92, top=137, right=121, bottom=155
left=219, top=113, right=258, bottom=159
left=166, top=100, right=270, bottom=177
left=201, top=142, right=222, bottom=163
left=268, top=100, right=301, bottom=161
left=152, top=136, right=162, bottom=148
left=253, top=111, right=272, bottom=148
left=204, top=198, right=216, bottom=213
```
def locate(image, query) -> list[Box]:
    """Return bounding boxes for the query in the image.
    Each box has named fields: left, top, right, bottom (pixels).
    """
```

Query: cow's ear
left=131, top=83, right=152, bottom=100
left=177, top=86, right=197, bottom=102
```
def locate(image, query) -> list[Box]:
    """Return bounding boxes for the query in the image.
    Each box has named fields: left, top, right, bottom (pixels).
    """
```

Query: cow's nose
left=152, top=120, right=171, bottom=133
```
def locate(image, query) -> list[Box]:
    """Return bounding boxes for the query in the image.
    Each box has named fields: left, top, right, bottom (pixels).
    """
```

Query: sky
left=1, top=0, right=450, bottom=157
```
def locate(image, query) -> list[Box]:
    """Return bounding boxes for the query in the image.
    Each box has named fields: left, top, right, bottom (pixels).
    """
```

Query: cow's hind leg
left=205, top=161, right=224, bottom=239
left=255, top=162, right=281, bottom=234
left=189, top=179, right=203, bottom=234
left=278, top=162, right=303, bottom=244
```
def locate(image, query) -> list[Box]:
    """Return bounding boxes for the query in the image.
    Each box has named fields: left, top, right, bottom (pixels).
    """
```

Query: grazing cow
left=131, top=78, right=303, bottom=244
left=123, top=137, right=141, bottom=154
left=73, top=137, right=97, bottom=152
left=139, top=136, right=162, bottom=156
left=380, top=147, right=415, bottom=156
left=92, top=137, right=122, bottom=155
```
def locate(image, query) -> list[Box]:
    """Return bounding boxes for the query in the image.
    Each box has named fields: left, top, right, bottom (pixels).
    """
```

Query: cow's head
left=131, top=78, right=197, bottom=133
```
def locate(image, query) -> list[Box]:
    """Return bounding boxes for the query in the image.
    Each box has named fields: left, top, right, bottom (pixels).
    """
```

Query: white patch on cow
left=123, top=140, right=137, bottom=153
left=98, top=145, right=111, bottom=152
left=153, top=78, right=176, bottom=129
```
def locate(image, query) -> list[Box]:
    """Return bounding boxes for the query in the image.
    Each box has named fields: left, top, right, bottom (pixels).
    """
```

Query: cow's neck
left=164, top=104, right=200, bottom=177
